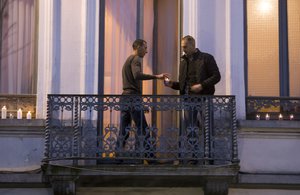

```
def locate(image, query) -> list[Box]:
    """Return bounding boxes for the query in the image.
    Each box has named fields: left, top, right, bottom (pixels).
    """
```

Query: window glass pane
left=0, top=0, right=37, bottom=94
left=247, top=0, right=279, bottom=96
left=288, top=0, right=300, bottom=97
left=103, top=0, right=137, bottom=126
left=104, top=0, right=137, bottom=95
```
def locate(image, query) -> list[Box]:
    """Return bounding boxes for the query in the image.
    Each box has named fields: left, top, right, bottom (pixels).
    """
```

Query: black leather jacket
left=171, top=49, right=221, bottom=95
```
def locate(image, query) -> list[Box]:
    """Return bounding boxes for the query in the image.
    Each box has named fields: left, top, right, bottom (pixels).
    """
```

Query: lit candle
left=9, top=113, right=13, bottom=119
left=265, top=113, right=270, bottom=120
left=17, top=109, right=22, bottom=119
left=1, top=106, right=7, bottom=119
left=26, top=111, right=32, bottom=119
left=278, top=113, right=283, bottom=120
left=256, top=114, right=260, bottom=120
left=290, top=114, right=294, bottom=120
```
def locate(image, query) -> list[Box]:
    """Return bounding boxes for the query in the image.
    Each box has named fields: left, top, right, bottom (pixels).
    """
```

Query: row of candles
left=1, top=106, right=32, bottom=119
left=256, top=113, right=294, bottom=120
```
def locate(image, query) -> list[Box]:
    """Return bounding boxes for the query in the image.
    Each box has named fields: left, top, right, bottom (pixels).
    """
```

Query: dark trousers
left=120, top=107, right=148, bottom=147
left=179, top=109, right=202, bottom=159
left=179, top=96, right=205, bottom=160
left=118, top=93, right=155, bottom=158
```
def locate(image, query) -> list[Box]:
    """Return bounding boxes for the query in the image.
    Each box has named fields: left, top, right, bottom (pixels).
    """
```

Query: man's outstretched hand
left=156, top=73, right=171, bottom=80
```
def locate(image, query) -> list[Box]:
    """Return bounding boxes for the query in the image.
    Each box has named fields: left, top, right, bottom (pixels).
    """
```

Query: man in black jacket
left=165, top=35, right=221, bottom=164
left=166, top=35, right=221, bottom=95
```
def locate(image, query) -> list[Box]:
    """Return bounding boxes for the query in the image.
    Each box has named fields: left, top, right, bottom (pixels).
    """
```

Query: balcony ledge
left=42, top=163, right=240, bottom=187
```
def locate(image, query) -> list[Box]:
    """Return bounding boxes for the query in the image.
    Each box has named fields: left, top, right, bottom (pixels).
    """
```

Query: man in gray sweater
left=119, top=39, right=167, bottom=159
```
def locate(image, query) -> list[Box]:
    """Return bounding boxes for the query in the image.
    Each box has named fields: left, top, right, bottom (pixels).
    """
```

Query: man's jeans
left=118, top=94, right=155, bottom=158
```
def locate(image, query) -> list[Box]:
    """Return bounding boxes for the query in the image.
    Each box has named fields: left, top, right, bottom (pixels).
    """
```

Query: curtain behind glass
left=104, top=0, right=137, bottom=95
left=104, top=0, right=138, bottom=126
left=0, top=0, right=36, bottom=94
left=288, top=0, right=300, bottom=97
left=247, top=0, right=279, bottom=96
left=155, top=0, right=179, bottom=137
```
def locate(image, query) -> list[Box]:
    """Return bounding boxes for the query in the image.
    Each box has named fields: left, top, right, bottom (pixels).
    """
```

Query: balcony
left=42, top=94, right=239, bottom=195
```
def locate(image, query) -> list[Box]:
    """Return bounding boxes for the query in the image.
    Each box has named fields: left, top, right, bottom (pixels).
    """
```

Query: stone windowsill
left=0, top=119, right=45, bottom=136
left=238, top=120, right=300, bottom=138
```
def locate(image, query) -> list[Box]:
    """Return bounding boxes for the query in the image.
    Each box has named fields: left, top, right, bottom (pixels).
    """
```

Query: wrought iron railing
left=246, top=96, right=300, bottom=120
left=43, top=95, right=238, bottom=165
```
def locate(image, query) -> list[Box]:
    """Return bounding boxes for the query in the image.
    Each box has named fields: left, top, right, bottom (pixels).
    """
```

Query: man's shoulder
left=197, top=50, right=214, bottom=59
left=131, top=55, right=142, bottom=64
left=124, top=55, right=141, bottom=67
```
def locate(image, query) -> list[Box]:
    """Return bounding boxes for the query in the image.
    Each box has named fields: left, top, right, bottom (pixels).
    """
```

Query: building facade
left=0, top=0, right=300, bottom=194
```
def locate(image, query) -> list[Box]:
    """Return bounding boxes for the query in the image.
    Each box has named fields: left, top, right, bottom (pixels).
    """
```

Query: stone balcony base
left=42, top=163, right=240, bottom=195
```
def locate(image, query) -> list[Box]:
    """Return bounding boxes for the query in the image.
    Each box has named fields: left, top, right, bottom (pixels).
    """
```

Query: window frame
left=244, top=0, right=300, bottom=120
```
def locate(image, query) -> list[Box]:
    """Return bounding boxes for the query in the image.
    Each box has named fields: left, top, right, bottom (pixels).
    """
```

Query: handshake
left=156, top=73, right=203, bottom=93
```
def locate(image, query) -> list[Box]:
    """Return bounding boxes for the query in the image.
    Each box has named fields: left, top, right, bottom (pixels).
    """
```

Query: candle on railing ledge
left=278, top=113, right=283, bottom=120
left=26, top=111, right=32, bottom=119
left=256, top=114, right=260, bottom=120
left=9, top=113, right=13, bottom=119
left=17, top=109, right=22, bottom=119
left=265, top=113, right=270, bottom=120
left=1, top=106, right=7, bottom=119
left=290, top=114, right=294, bottom=120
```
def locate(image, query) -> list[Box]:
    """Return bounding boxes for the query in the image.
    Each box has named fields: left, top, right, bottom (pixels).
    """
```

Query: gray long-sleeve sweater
left=122, top=55, right=156, bottom=94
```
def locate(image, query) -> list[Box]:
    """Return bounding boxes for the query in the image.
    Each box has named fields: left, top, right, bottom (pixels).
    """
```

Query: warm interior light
left=258, top=0, right=273, bottom=14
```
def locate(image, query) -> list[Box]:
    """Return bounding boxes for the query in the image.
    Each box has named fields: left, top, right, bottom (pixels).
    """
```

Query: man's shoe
left=143, top=160, right=149, bottom=165
left=173, top=160, right=180, bottom=166
left=187, top=160, right=199, bottom=165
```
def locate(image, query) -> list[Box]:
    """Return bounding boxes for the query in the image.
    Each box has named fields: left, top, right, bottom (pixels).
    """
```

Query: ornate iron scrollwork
left=44, top=95, right=238, bottom=165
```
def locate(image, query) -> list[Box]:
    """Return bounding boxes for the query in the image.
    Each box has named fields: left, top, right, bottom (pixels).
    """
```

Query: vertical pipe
left=136, top=0, right=144, bottom=39
left=97, top=0, right=105, bottom=138
left=279, top=0, right=289, bottom=96
left=244, top=0, right=249, bottom=119
left=151, top=0, right=158, bottom=125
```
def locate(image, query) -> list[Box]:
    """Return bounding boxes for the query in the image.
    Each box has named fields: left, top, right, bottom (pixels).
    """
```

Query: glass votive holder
left=256, top=114, right=261, bottom=120
left=9, top=113, right=14, bottom=119
left=265, top=113, right=270, bottom=120
left=278, top=113, right=283, bottom=120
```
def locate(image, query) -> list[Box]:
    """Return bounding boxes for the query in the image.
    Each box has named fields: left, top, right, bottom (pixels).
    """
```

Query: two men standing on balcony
left=165, top=35, right=221, bottom=164
left=119, top=39, right=168, bottom=159
left=119, top=36, right=220, bottom=164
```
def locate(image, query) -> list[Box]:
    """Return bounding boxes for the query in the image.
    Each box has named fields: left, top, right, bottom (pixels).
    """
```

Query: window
left=247, top=0, right=279, bottom=96
left=0, top=0, right=37, bottom=94
left=246, top=0, right=300, bottom=120
left=0, top=0, right=37, bottom=119
left=246, top=0, right=300, bottom=97
left=102, top=0, right=180, bottom=126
